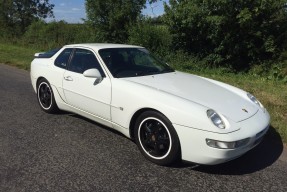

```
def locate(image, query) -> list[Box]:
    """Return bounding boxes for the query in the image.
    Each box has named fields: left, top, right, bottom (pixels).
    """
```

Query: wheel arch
left=36, top=76, right=46, bottom=88
left=129, top=108, right=168, bottom=140
left=131, top=108, right=182, bottom=165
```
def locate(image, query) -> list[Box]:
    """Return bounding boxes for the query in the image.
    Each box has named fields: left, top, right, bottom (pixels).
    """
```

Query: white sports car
left=30, top=43, right=270, bottom=165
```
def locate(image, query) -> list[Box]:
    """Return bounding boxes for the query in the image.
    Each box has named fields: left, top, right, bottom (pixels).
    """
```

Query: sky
left=47, top=0, right=168, bottom=23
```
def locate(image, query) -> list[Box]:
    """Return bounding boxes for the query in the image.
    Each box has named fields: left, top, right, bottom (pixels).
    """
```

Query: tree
left=23, top=20, right=95, bottom=49
left=85, top=0, right=158, bottom=43
left=164, top=0, right=287, bottom=69
left=128, top=17, right=172, bottom=56
left=0, top=0, right=54, bottom=35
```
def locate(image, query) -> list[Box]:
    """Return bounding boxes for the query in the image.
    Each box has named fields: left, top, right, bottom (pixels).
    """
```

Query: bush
left=23, top=20, right=96, bottom=49
left=249, top=59, right=287, bottom=83
left=164, top=0, right=287, bottom=70
left=128, top=18, right=172, bottom=56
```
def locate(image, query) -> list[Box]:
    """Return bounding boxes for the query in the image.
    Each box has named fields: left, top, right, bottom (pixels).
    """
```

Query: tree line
left=1, top=0, right=287, bottom=71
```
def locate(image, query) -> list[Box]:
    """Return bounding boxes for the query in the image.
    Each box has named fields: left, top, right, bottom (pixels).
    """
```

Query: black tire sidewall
left=134, top=111, right=181, bottom=166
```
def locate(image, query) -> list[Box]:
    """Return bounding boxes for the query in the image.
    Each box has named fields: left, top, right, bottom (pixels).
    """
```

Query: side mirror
left=83, top=68, right=103, bottom=82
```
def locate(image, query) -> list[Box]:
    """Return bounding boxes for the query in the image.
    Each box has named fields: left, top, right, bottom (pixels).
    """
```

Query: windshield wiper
left=160, top=68, right=174, bottom=73
left=135, top=70, right=157, bottom=76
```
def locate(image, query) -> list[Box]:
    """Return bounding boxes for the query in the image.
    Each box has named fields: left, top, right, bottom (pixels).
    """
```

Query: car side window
left=54, top=48, right=73, bottom=69
left=69, top=49, right=105, bottom=75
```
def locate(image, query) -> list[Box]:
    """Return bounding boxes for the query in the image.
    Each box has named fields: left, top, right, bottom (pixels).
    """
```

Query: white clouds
left=71, top=8, right=81, bottom=11
left=53, top=7, right=82, bottom=14
left=46, top=0, right=86, bottom=23
left=53, top=9, right=73, bottom=14
left=48, top=0, right=165, bottom=23
left=48, top=8, right=85, bottom=23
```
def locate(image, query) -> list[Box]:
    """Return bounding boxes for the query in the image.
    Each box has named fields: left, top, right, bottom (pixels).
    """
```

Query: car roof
left=63, top=43, right=144, bottom=51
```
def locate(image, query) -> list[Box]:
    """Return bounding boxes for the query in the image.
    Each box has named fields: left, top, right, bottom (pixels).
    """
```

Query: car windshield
left=98, top=48, right=174, bottom=78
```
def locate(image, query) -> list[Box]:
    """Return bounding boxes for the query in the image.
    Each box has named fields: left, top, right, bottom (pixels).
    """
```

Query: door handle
left=64, top=76, right=73, bottom=81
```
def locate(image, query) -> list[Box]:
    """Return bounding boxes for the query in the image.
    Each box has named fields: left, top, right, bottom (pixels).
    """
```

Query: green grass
left=1, top=42, right=286, bottom=143
left=0, top=43, right=38, bottom=70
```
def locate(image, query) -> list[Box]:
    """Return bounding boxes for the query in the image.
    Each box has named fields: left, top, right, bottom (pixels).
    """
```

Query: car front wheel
left=134, top=111, right=181, bottom=165
left=37, top=79, right=59, bottom=113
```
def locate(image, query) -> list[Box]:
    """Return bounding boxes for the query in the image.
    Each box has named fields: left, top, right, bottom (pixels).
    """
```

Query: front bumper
left=173, top=109, right=270, bottom=165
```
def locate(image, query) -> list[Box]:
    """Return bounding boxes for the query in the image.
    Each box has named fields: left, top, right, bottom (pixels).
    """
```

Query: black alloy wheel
left=37, top=79, right=59, bottom=113
left=135, top=111, right=180, bottom=165
left=139, top=118, right=171, bottom=158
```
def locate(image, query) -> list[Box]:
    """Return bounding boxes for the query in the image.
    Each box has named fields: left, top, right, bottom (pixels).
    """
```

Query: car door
left=62, top=48, right=112, bottom=121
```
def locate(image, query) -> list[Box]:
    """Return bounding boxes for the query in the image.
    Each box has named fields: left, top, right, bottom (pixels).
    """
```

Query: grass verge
left=1, top=43, right=286, bottom=143
left=0, top=43, right=38, bottom=70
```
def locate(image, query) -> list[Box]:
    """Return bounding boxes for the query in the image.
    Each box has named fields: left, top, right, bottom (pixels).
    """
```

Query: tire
left=37, top=79, right=59, bottom=114
left=134, top=111, right=181, bottom=165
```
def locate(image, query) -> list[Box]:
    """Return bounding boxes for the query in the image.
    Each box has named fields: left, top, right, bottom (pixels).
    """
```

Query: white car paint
left=125, top=72, right=258, bottom=122
left=30, top=43, right=270, bottom=165
left=62, top=70, right=112, bottom=120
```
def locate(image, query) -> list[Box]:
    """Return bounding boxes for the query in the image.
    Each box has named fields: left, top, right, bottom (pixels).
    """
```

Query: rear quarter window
left=54, top=48, right=73, bottom=69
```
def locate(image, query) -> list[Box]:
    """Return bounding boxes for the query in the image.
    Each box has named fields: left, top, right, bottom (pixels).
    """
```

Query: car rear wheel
left=37, top=79, right=59, bottom=113
left=134, top=111, right=181, bottom=165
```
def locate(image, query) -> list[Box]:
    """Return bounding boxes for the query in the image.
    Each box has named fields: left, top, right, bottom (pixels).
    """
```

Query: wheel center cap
left=151, top=135, right=156, bottom=142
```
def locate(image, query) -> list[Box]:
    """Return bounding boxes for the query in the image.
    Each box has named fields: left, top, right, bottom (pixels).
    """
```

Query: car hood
left=125, top=71, right=258, bottom=122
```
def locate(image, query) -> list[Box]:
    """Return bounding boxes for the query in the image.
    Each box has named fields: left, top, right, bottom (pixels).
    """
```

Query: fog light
left=206, top=138, right=250, bottom=149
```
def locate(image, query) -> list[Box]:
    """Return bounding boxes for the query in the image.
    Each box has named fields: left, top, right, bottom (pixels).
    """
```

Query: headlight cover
left=247, top=93, right=263, bottom=108
left=207, top=109, right=225, bottom=129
